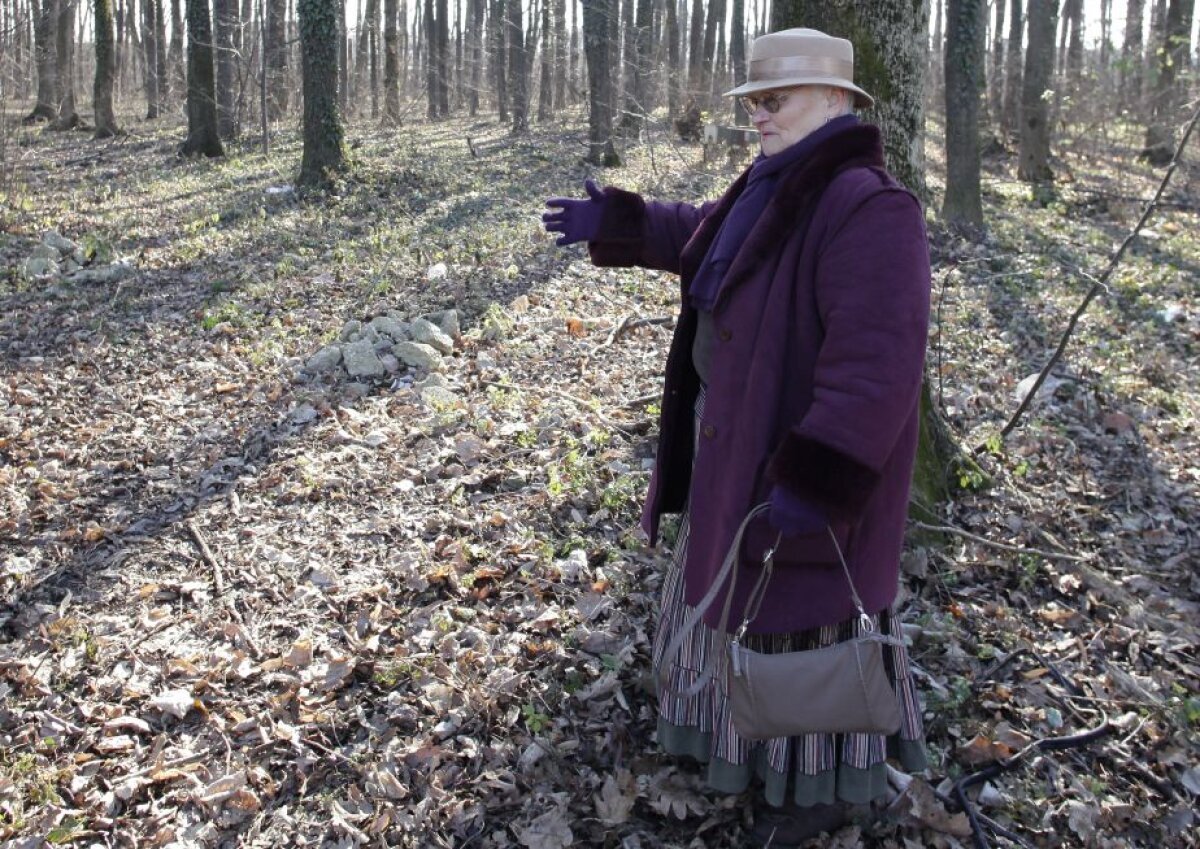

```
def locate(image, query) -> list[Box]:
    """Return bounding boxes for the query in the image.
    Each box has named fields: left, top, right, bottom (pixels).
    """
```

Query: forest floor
left=0, top=107, right=1197, bottom=849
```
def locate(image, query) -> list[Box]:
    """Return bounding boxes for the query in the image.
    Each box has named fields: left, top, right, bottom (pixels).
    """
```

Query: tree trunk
left=27, top=0, right=58, bottom=121
left=50, top=0, right=79, bottom=128
left=355, top=0, right=376, bottom=111
left=155, top=0, right=169, bottom=105
left=489, top=0, right=507, bottom=119
left=990, top=0, right=1005, bottom=127
left=170, top=0, right=184, bottom=99
left=943, top=0, right=985, bottom=226
left=686, top=0, right=702, bottom=96
left=93, top=0, right=120, bottom=137
left=619, top=0, right=651, bottom=133
left=436, top=0, right=449, bottom=114
left=467, top=0, right=483, bottom=114
left=1142, top=0, right=1194, bottom=164
left=266, top=0, right=288, bottom=119
left=214, top=0, right=237, bottom=138
left=583, top=0, right=619, bottom=164
left=143, top=0, right=160, bottom=117
left=298, top=0, right=345, bottom=186
left=1001, top=0, right=1023, bottom=136
left=384, top=0, right=401, bottom=122
left=665, top=0, right=680, bottom=119
left=700, top=0, right=720, bottom=103
left=1017, top=0, right=1057, bottom=181
left=1120, top=0, right=1144, bottom=109
left=1063, top=0, right=1083, bottom=87
left=508, top=0, right=528, bottom=132
left=553, top=0, right=566, bottom=107
left=1099, top=0, right=1112, bottom=67
left=538, top=0, right=552, bottom=119
left=730, top=0, right=746, bottom=124
left=770, top=0, right=929, bottom=198
left=181, top=0, right=224, bottom=156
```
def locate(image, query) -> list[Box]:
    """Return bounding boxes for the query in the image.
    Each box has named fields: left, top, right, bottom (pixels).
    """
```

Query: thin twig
left=911, top=521, right=1091, bottom=562
left=988, top=102, right=1200, bottom=448
left=185, top=519, right=225, bottom=595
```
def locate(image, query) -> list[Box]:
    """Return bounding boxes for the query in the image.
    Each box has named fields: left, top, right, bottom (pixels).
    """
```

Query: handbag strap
left=657, top=503, right=889, bottom=698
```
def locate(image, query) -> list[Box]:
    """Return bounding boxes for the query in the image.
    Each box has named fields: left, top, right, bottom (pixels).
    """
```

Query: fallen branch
left=987, top=102, right=1200, bottom=448
left=910, top=521, right=1090, bottom=562
left=185, top=519, right=225, bottom=595
left=588, top=315, right=673, bottom=357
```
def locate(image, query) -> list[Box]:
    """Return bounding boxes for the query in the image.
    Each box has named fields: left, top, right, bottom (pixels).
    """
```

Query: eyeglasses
left=739, top=90, right=795, bottom=115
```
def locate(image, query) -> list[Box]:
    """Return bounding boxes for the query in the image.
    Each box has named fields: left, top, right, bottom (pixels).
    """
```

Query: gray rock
left=61, top=258, right=81, bottom=274
left=342, top=339, right=386, bottom=377
left=30, top=244, right=60, bottom=262
left=379, top=353, right=401, bottom=373
left=22, top=256, right=59, bottom=277
left=339, top=320, right=363, bottom=343
left=392, top=341, right=443, bottom=371
left=69, top=261, right=134, bottom=285
left=420, top=385, right=461, bottom=408
left=411, top=317, right=454, bottom=354
left=42, top=231, right=80, bottom=255
left=368, top=315, right=410, bottom=342
left=305, top=345, right=343, bottom=372
left=425, top=309, right=461, bottom=341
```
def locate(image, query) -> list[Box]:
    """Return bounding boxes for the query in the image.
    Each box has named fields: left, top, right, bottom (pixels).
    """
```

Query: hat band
left=748, top=55, right=855, bottom=85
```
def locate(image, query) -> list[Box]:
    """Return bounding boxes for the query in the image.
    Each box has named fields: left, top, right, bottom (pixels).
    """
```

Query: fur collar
left=679, top=124, right=886, bottom=306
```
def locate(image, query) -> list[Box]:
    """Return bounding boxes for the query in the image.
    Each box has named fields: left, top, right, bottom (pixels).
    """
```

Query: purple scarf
left=688, top=114, right=859, bottom=311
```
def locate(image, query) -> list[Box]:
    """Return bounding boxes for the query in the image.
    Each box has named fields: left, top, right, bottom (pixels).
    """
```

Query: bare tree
left=507, top=0, right=527, bottom=132
left=537, top=0, right=552, bottom=120
left=214, top=0, right=238, bottom=138
left=169, top=0, right=184, bottom=98
left=730, top=0, right=746, bottom=124
left=1018, top=0, right=1058, bottom=181
left=1001, top=0, right=1023, bottom=136
left=1142, top=0, right=1194, bottom=164
left=990, top=0, right=1006, bottom=127
left=1119, top=0, right=1144, bottom=109
left=94, top=0, right=120, bottom=137
left=686, top=0, right=703, bottom=95
left=583, top=0, right=619, bottom=164
left=489, top=0, right=507, bottom=119
left=943, top=0, right=985, bottom=226
left=552, top=0, right=566, bottom=107
left=266, top=0, right=288, bottom=119
left=181, top=0, right=224, bottom=156
left=26, top=0, right=58, bottom=122
left=384, top=0, right=401, bottom=122
left=298, top=0, right=346, bottom=186
left=50, top=0, right=79, bottom=128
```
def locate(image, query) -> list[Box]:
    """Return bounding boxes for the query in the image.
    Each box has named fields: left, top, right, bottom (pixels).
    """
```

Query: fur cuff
left=587, top=187, right=645, bottom=267
left=766, top=434, right=880, bottom=521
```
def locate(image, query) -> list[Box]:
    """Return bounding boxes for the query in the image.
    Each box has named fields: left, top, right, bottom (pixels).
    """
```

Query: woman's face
left=747, top=85, right=839, bottom=156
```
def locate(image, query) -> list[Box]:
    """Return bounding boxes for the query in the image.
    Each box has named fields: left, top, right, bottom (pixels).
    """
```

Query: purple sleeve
left=766, top=186, right=931, bottom=521
left=587, top=187, right=715, bottom=273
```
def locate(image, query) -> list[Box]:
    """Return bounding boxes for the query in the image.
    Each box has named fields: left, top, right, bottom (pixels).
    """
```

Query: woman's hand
left=543, top=179, right=607, bottom=246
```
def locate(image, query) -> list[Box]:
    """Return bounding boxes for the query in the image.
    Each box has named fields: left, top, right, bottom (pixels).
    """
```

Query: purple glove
left=768, top=486, right=827, bottom=536
left=543, top=179, right=607, bottom=246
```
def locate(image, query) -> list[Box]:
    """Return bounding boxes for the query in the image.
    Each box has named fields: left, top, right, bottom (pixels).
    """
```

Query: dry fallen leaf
left=898, top=777, right=972, bottom=837
left=516, top=804, right=573, bottom=849
left=595, top=769, right=637, bottom=825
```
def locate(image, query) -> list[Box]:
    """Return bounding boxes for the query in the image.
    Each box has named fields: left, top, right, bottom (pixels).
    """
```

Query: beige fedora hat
left=724, top=28, right=874, bottom=109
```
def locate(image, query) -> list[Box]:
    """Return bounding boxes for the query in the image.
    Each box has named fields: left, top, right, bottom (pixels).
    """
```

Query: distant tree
left=180, top=0, right=224, bottom=156
left=553, top=0, right=567, bottom=108
left=143, top=0, right=163, bottom=118
left=771, top=0, right=930, bottom=197
left=1018, top=0, right=1058, bottom=181
left=508, top=0, right=528, bottom=132
left=26, top=0, right=58, bottom=122
left=990, top=0, right=1006, bottom=127
left=1001, top=0, right=1024, bottom=136
left=384, top=0, right=402, bottom=123
left=687, top=0, right=703, bottom=95
left=298, top=0, right=346, bottom=186
left=467, top=0, right=483, bottom=115
left=537, top=0, right=553, bottom=120
left=1120, top=0, right=1145, bottom=109
left=730, top=0, right=747, bottom=124
left=582, top=0, right=619, bottom=164
left=1062, top=0, right=1083, bottom=87
left=490, top=0, right=507, bottom=119
left=266, top=0, right=288, bottom=119
left=49, top=0, right=79, bottom=129
left=943, top=0, right=985, bottom=226
left=621, top=0, right=652, bottom=134
left=436, top=0, right=450, bottom=114
left=93, top=0, right=120, bottom=137
left=213, top=0, right=238, bottom=138
left=1142, top=0, right=1194, bottom=164
left=169, top=0, right=185, bottom=98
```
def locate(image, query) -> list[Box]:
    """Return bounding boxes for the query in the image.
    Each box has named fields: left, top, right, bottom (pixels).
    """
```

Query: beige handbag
left=658, top=504, right=903, bottom=740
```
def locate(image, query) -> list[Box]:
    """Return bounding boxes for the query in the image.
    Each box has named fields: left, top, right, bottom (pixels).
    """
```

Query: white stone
left=411, top=317, right=454, bottom=354
left=392, top=341, right=443, bottom=371
left=420, top=385, right=461, bottom=407
left=342, top=340, right=386, bottom=377
left=426, top=309, right=461, bottom=341
left=69, top=261, right=134, bottom=285
left=305, top=345, right=343, bottom=372
left=426, top=262, right=448, bottom=280
left=42, top=231, right=80, bottom=254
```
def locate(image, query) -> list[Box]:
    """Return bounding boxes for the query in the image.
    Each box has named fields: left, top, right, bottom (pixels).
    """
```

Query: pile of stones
left=21, top=230, right=134, bottom=284
left=303, top=309, right=461, bottom=382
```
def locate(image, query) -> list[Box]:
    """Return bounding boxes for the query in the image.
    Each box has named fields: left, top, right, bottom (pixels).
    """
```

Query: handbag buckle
left=859, top=613, right=875, bottom=634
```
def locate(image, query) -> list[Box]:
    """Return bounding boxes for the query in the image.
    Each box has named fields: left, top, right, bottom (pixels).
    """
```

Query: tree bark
left=583, top=0, right=619, bottom=164
left=943, top=0, right=985, bottom=226
left=266, top=0, right=288, bottom=119
left=181, top=0, right=224, bottom=156
left=620, top=0, right=651, bottom=133
left=298, top=0, right=345, bottom=186
left=770, top=0, right=929, bottom=198
left=93, top=0, right=120, bottom=137
left=26, top=0, right=58, bottom=121
left=990, top=0, right=1006, bottom=127
left=508, top=0, right=528, bottom=132
left=686, top=0, right=703, bottom=96
left=489, top=0, right=507, bottom=119
left=1017, top=0, right=1057, bottom=181
left=665, top=0, right=681, bottom=119
left=730, top=0, right=746, bottom=124
left=467, top=0, right=483, bottom=114
left=1142, top=0, right=1194, bottom=164
left=169, top=0, right=185, bottom=99
left=1120, top=0, right=1144, bottom=109
left=1001, top=0, right=1023, bottom=136
left=214, top=0, right=237, bottom=138
left=384, top=0, right=401, bottom=122
left=552, top=0, right=566, bottom=107
left=538, top=0, right=552, bottom=119
left=1063, top=0, right=1083, bottom=87
left=436, top=0, right=449, bottom=114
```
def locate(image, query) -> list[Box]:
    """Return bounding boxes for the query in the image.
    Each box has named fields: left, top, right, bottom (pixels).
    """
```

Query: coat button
left=702, top=424, right=716, bottom=438
left=719, top=328, right=732, bottom=342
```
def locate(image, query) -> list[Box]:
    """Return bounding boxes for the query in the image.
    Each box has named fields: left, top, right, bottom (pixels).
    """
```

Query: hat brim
left=723, top=77, right=874, bottom=110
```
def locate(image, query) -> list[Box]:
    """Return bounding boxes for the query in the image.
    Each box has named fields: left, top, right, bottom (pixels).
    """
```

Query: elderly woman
left=544, top=28, right=930, bottom=845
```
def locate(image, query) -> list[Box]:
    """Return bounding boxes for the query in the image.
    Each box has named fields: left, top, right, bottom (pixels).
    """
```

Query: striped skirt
left=651, top=390, right=927, bottom=808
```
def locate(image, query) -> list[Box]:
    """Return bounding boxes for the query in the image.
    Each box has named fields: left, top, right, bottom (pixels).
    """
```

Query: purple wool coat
left=588, top=124, right=931, bottom=633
